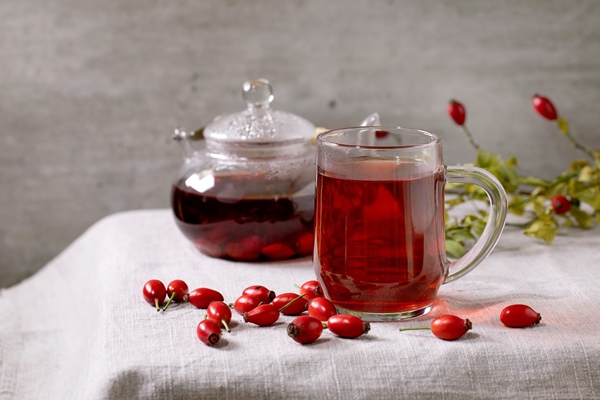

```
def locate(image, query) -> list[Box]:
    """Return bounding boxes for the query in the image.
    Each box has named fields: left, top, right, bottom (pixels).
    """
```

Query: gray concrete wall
left=2, top=0, right=599, bottom=287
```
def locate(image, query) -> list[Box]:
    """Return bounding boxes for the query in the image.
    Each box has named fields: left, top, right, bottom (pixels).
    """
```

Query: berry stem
left=462, top=125, right=481, bottom=151
left=221, top=319, right=231, bottom=333
left=279, top=293, right=306, bottom=312
left=154, top=298, right=161, bottom=312
left=559, top=121, right=595, bottom=162
left=162, top=292, right=176, bottom=311
left=398, top=327, right=431, bottom=332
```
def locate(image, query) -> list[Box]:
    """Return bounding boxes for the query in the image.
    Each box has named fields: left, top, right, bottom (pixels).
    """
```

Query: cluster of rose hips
left=142, top=279, right=370, bottom=346
left=400, top=304, right=542, bottom=340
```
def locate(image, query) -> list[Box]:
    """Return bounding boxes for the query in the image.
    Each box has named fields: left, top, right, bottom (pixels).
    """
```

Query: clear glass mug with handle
left=314, top=126, right=508, bottom=321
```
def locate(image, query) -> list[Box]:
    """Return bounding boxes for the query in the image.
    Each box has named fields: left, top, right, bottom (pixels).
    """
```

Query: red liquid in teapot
left=314, top=160, right=447, bottom=313
left=172, top=178, right=314, bottom=261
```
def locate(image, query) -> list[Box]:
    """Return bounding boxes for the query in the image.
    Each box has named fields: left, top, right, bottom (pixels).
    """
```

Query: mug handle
left=444, top=165, right=508, bottom=283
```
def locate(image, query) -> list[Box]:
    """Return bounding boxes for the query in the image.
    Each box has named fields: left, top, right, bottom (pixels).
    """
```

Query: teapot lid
left=203, top=79, right=315, bottom=143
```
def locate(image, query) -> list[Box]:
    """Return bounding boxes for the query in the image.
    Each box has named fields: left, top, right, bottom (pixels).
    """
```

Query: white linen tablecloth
left=1, top=209, right=599, bottom=399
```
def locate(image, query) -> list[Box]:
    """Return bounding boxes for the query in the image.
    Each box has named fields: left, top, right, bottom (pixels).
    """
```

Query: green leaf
left=569, top=206, right=592, bottom=229
left=518, top=175, right=548, bottom=187
left=447, top=228, right=476, bottom=242
left=476, top=150, right=501, bottom=169
left=524, top=219, right=558, bottom=244
left=508, top=195, right=527, bottom=216
left=445, top=239, right=466, bottom=258
left=557, top=116, right=569, bottom=135
left=471, top=218, right=487, bottom=237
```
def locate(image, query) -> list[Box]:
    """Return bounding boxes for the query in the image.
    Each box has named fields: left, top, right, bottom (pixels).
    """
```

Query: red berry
left=532, top=94, right=558, bottom=121
left=299, top=280, right=323, bottom=300
left=287, top=315, right=324, bottom=344
left=196, top=319, right=222, bottom=346
left=225, top=241, right=261, bottom=261
left=162, top=279, right=190, bottom=311
left=188, top=288, right=224, bottom=309
left=375, top=130, right=389, bottom=139
left=307, top=297, right=337, bottom=321
left=272, top=292, right=309, bottom=316
left=207, top=301, right=233, bottom=332
left=551, top=195, right=571, bottom=215
left=431, top=315, right=472, bottom=340
left=232, top=294, right=262, bottom=315
left=294, top=232, right=314, bottom=256
left=143, top=279, right=167, bottom=312
left=242, top=285, right=275, bottom=304
left=243, top=304, right=280, bottom=326
left=500, top=304, right=542, bottom=328
left=448, top=100, right=466, bottom=126
left=261, top=243, right=295, bottom=260
left=399, top=314, right=472, bottom=341
left=326, top=315, right=370, bottom=339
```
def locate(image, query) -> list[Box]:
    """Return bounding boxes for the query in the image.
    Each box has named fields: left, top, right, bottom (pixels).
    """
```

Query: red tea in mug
left=314, top=159, right=447, bottom=314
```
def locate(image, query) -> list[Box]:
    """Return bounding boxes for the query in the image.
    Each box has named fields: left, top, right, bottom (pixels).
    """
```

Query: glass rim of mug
left=316, top=126, right=442, bottom=149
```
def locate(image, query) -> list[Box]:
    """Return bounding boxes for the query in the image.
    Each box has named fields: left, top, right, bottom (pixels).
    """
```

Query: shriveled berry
left=287, top=315, right=323, bottom=344
left=500, top=304, right=542, bottom=328
left=326, top=314, right=370, bottom=339
left=242, top=285, right=275, bottom=304
left=196, top=319, right=222, bottom=346
left=448, top=100, right=466, bottom=126
left=532, top=94, right=558, bottom=121
left=299, top=280, right=323, bottom=300
left=188, top=287, right=224, bottom=309
left=272, top=292, right=309, bottom=316
left=307, top=297, right=337, bottom=321
left=143, top=279, right=167, bottom=312
left=551, top=195, right=571, bottom=215
left=232, top=294, right=262, bottom=315
left=243, top=304, right=280, bottom=326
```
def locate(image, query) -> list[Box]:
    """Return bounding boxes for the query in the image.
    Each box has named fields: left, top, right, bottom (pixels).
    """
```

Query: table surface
left=1, top=209, right=599, bottom=400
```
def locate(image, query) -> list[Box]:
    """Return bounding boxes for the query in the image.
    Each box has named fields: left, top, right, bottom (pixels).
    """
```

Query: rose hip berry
left=299, top=280, right=323, bottom=300
left=188, top=288, right=224, bottom=309
left=307, top=297, right=337, bottom=321
left=143, top=279, right=167, bottom=312
left=162, top=279, right=189, bottom=311
left=500, top=304, right=542, bottom=328
left=242, top=285, right=275, bottom=304
left=287, top=315, right=323, bottom=344
left=551, top=195, right=571, bottom=215
left=399, top=315, right=472, bottom=341
left=243, top=304, right=280, bottom=326
left=232, top=294, right=262, bottom=315
left=326, top=315, right=370, bottom=339
left=448, top=100, right=466, bottom=126
left=294, top=232, right=314, bottom=256
left=532, top=94, right=558, bottom=121
left=261, top=243, right=295, bottom=260
left=207, top=301, right=233, bottom=332
left=272, top=293, right=309, bottom=316
left=196, top=319, right=222, bottom=346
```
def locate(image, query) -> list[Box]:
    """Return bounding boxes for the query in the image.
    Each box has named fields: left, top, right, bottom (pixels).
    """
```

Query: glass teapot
left=171, top=79, right=317, bottom=261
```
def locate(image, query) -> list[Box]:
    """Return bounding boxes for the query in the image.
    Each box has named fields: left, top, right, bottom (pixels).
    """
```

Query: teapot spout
left=172, top=127, right=196, bottom=160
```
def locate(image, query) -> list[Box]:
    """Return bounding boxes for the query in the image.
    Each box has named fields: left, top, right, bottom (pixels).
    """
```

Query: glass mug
left=314, top=126, right=508, bottom=321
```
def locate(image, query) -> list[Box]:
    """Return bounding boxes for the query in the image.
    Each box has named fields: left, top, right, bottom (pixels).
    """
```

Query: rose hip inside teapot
left=171, top=79, right=316, bottom=261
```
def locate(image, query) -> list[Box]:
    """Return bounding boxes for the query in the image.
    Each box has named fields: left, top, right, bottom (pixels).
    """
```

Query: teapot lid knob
left=242, top=79, right=274, bottom=108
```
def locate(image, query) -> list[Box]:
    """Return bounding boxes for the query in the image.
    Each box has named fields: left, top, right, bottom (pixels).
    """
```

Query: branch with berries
left=444, top=95, right=600, bottom=257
